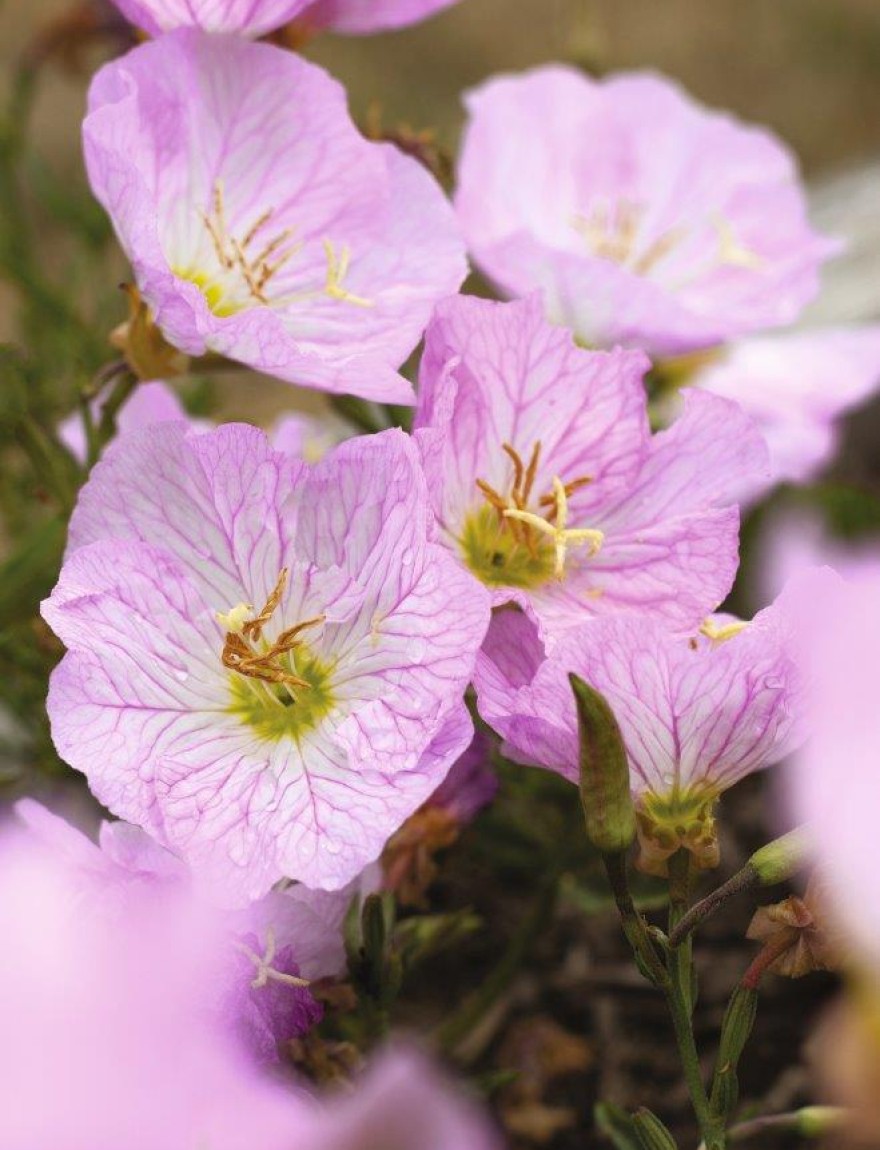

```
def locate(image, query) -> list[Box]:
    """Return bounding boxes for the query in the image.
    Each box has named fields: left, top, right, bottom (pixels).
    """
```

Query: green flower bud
left=570, top=673, right=637, bottom=855
left=710, top=985, right=758, bottom=1120
left=750, top=827, right=810, bottom=886
left=632, top=1108, right=677, bottom=1150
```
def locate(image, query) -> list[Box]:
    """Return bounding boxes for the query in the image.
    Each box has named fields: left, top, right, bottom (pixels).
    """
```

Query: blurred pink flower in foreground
left=84, top=31, right=465, bottom=401
left=0, top=811, right=499, bottom=1147
left=475, top=590, right=804, bottom=874
left=14, top=799, right=374, bottom=1064
left=43, top=424, right=489, bottom=902
left=456, top=67, right=835, bottom=357
left=788, top=560, right=880, bottom=969
left=107, top=0, right=459, bottom=36
left=414, top=294, right=769, bottom=642
left=0, top=815, right=305, bottom=1150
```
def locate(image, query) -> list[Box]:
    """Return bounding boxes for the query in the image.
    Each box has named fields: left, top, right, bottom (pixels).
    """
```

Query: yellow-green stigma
left=459, top=441, right=602, bottom=590
left=635, top=784, right=720, bottom=877
left=461, top=502, right=557, bottom=589
left=228, top=648, right=335, bottom=743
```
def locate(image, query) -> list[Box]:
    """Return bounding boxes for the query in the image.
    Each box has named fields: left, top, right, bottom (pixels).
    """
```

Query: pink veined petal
left=475, top=595, right=802, bottom=800
left=67, top=421, right=301, bottom=612
left=108, top=0, right=312, bottom=36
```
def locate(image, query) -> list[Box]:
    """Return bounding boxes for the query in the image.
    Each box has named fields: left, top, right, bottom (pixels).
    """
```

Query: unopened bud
left=570, top=674, right=636, bottom=855
left=796, top=1106, right=846, bottom=1137
left=632, top=1108, right=677, bottom=1150
left=750, top=827, right=810, bottom=887
left=711, top=985, right=758, bottom=1120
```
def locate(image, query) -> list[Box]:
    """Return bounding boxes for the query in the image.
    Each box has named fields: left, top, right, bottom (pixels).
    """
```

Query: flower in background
left=475, top=591, right=804, bottom=874
left=59, top=379, right=349, bottom=464
left=106, top=0, right=459, bottom=36
left=455, top=67, right=835, bottom=357
left=15, top=799, right=373, bottom=1065
left=677, top=326, right=880, bottom=501
left=43, top=424, right=489, bottom=903
left=0, top=815, right=308, bottom=1150
left=84, top=31, right=465, bottom=402
left=414, top=294, right=769, bottom=642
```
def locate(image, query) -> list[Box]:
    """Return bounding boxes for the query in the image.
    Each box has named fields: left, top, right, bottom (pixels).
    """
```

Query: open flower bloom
left=414, top=295, right=769, bottom=642
left=456, top=67, right=836, bottom=357
left=14, top=799, right=374, bottom=1064
left=475, top=593, right=803, bottom=874
left=685, top=326, right=880, bottom=500
left=107, top=0, right=459, bottom=36
left=43, top=423, right=489, bottom=903
left=0, top=816, right=310, bottom=1150
left=84, top=31, right=466, bottom=402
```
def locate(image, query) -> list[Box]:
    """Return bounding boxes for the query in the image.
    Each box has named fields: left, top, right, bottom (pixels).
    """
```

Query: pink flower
left=84, top=31, right=466, bottom=402
left=0, top=816, right=309, bottom=1150
left=787, top=560, right=880, bottom=968
left=107, top=0, right=459, bottom=36
left=43, top=423, right=489, bottom=903
left=15, top=799, right=368, bottom=1064
left=413, top=294, right=769, bottom=641
left=455, top=67, right=836, bottom=357
left=475, top=592, right=803, bottom=873
left=690, top=326, right=880, bottom=499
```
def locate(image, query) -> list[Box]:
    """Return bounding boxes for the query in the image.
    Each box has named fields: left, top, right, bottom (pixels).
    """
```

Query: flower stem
left=668, top=864, right=759, bottom=949
left=664, top=851, right=725, bottom=1150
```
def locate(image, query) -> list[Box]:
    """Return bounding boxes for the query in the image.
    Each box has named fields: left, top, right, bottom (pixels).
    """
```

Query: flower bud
left=570, top=674, right=636, bottom=855
left=632, top=1108, right=677, bottom=1150
left=749, top=827, right=810, bottom=886
left=710, top=985, right=758, bottom=1119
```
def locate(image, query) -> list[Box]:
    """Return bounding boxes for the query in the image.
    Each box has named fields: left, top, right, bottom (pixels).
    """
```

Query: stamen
left=504, top=476, right=604, bottom=579
left=699, top=618, right=749, bottom=645
left=714, top=216, right=764, bottom=270
left=323, top=241, right=374, bottom=308
left=219, top=570, right=325, bottom=690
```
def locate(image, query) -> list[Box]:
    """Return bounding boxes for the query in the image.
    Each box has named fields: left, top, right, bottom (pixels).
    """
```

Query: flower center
left=220, top=569, right=335, bottom=742
left=571, top=198, right=762, bottom=281
left=176, top=180, right=373, bottom=317
left=460, top=441, right=603, bottom=589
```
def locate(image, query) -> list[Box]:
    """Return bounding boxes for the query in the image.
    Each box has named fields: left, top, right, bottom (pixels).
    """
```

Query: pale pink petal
left=456, top=66, right=836, bottom=355
left=301, top=0, right=460, bottom=34
left=694, top=326, right=880, bottom=496
left=84, top=32, right=465, bottom=401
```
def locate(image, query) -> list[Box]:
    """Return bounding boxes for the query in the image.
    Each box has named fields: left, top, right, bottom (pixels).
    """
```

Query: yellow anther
left=216, top=602, right=253, bottom=635
left=504, top=476, right=604, bottom=579
left=235, top=926, right=311, bottom=992
left=323, top=240, right=373, bottom=308
left=699, top=618, right=749, bottom=645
